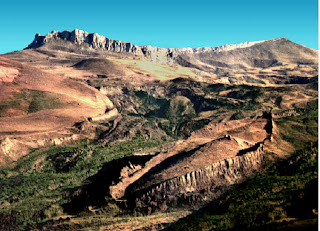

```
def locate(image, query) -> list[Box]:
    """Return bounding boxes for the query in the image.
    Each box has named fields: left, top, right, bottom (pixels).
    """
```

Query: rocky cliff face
left=119, top=114, right=274, bottom=213
left=62, top=115, right=273, bottom=214
left=27, top=29, right=142, bottom=53
left=22, top=29, right=318, bottom=85
left=26, top=29, right=271, bottom=63
left=127, top=146, right=264, bottom=213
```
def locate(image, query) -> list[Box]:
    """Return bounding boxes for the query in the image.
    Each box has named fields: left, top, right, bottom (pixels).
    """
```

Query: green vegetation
left=27, top=90, right=62, bottom=113
left=277, top=99, right=318, bottom=148
left=132, top=84, right=265, bottom=137
left=226, top=86, right=262, bottom=101
left=0, top=82, right=317, bottom=230
left=170, top=98, right=318, bottom=231
left=0, top=98, right=21, bottom=117
left=134, top=90, right=170, bottom=118
left=0, top=137, right=164, bottom=230
left=0, top=91, right=33, bottom=116
left=133, top=90, right=198, bottom=137
left=0, top=90, right=62, bottom=116
left=172, top=143, right=318, bottom=231
left=87, top=79, right=271, bottom=139
left=229, top=110, right=245, bottom=120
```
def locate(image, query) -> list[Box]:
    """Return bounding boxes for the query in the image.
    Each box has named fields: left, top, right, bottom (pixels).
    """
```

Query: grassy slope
left=277, top=99, right=318, bottom=148
left=0, top=137, right=164, bottom=230
left=0, top=90, right=63, bottom=117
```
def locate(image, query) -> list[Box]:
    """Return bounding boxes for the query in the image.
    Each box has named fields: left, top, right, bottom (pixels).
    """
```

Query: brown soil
left=73, top=58, right=127, bottom=76
left=0, top=57, right=116, bottom=164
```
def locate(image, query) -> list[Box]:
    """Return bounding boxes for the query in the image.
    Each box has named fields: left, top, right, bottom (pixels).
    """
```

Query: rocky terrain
left=26, top=29, right=266, bottom=60
left=0, top=29, right=317, bottom=230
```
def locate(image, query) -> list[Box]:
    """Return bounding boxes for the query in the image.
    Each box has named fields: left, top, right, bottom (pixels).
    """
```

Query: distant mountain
left=179, top=36, right=318, bottom=69
left=25, top=29, right=318, bottom=74
left=0, top=29, right=318, bottom=230
left=26, top=29, right=267, bottom=55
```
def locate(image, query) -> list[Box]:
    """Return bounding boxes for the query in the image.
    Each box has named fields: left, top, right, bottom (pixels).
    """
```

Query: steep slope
left=1, top=29, right=317, bottom=90
left=182, top=37, right=318, bottom=67
left=64, top=113, right=292, bottom=215
left=0, top=31, right=317, bottom=163
left=21, top=29, right=319, bottom=86
left=25, top=30, right=317, bottom=66
left=175, top=38, right=318, bottom=85
left=0, top=57, right=118, bottom=164
left=0, top=29, right=317, bottom=230
left=171, top=144, right=318, bottom=231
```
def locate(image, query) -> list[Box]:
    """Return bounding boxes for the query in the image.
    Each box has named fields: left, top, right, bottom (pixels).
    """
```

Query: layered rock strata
left=120, top=116, right=272, bottom=213
left=130, top=147, right=264, bottom=213
left=26, top=29, right=268, bottom=63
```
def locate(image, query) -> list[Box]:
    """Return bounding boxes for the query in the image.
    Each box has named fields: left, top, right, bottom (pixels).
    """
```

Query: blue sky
left=0, top=0, right=318, bottom=54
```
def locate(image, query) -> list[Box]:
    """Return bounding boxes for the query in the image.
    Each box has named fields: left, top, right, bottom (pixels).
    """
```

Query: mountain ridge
left=26, top=29, right=289, bottom=55
left=25, top=29, right=318, bottom=68
left=0, top=27, right=317, bottom=230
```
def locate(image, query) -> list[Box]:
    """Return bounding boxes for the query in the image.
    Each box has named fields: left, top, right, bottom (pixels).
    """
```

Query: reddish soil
left=0, top=57, right=117, bottom=164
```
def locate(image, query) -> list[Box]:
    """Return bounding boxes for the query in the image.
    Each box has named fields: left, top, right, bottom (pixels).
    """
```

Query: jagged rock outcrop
left=114, top=115, right=275, bottom=213
left=27, top=29, right=144, bottom=55
left=25, top=29, right=318, bottom=73
left=26, top=29, right=277, bottom=64
left=110, top=116, right=272, bottom=211
left=27, top=29, right=266, bottom=52
left=129, top=147, right=264, bottom=213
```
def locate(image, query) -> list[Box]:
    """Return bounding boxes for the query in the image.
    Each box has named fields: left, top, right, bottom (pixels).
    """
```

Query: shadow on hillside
left=62, top=155, right=153, bottom=213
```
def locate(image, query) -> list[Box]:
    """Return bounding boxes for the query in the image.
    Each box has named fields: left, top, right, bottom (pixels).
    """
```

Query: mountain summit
left=27, top=29, right=142, bottom=54
left=26, top=29, right=318, bottom=67
left=0, top=28, right=318, bottom=230
left=27, top=28, right=267, bottom=53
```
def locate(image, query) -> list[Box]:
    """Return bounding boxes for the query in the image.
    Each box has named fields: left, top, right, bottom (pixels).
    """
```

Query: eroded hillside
left=0, top=29, right=317, bottom=230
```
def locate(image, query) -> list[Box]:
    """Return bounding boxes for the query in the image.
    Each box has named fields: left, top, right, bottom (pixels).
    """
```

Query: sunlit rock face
left=26, top=29, right=271, bottom=64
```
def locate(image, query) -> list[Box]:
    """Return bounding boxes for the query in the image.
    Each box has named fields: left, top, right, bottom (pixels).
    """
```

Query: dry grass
left=66, top=210, right=191, bottom=231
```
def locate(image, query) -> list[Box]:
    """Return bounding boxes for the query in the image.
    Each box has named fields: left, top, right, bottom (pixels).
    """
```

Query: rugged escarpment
left=129, top=148, right=264, bottom=213
left=27, top=29, right=142, bottom=53
left=26, top=29, right=312, bottom=66
left=23, top=29, right=318, bottom=84
left=26, top=29, right=266, bottom=57
left=124, top=116, right=272, bottom=213
left=106, top=115, right=270, bottom=197
left=0, top=28, right=318, bottom=230
left=64, top=114, right=279, bottom=214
